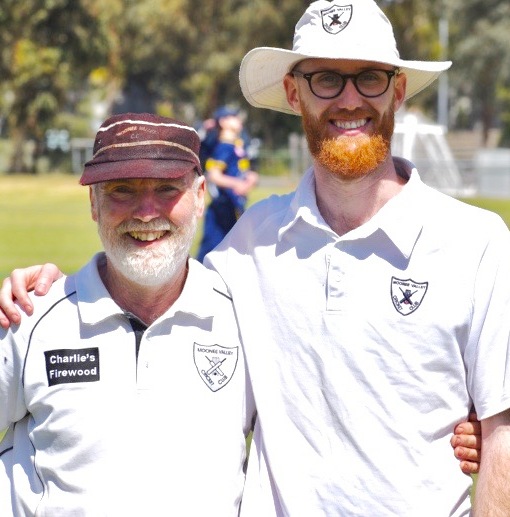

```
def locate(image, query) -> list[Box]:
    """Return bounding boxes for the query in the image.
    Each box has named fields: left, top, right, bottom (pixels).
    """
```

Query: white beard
left=99, top=216, right=197, bottom=287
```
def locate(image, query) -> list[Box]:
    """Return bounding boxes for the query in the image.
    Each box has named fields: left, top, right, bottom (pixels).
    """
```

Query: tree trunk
left=7, top=127, right=28, bottom=173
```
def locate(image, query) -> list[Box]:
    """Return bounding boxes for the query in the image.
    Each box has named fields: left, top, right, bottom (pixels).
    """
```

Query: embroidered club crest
left=194, top=343, right=238, bottom=392
left=321, top=4, right=353, bottom=35
left=391, top=277, right=428, bottom=316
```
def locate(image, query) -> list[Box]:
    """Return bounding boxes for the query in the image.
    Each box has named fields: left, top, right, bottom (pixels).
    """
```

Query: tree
left=0, top=0, right=107, bottom=172
left=448, top=0, right=510, bottom=143
left=93, top=0, right=306, bottom=146
left=3, top=0, right=508, bottom=171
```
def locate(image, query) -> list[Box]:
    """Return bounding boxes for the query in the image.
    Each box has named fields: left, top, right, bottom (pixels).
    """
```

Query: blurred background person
left=197, top=107, right=259, bottom=262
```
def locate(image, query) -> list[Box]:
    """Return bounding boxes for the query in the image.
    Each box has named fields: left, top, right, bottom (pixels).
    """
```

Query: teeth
left=334, top=119, right=367, bottom=129
left=129, top=231, right=166, bottom=241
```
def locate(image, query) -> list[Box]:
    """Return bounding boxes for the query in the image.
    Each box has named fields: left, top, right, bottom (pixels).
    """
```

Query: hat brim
left=80, top=159, right=199, bottom=186
left=239, top=47, right=452, bottom=115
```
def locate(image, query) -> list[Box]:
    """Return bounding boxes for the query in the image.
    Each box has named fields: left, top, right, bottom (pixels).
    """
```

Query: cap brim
left=239, top=47, right=452, bottom=115
left=80, top=159, right=199, bottom=185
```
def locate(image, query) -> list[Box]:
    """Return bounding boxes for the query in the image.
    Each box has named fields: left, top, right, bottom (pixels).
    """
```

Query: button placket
left=326, top=246, right=346, bottom=311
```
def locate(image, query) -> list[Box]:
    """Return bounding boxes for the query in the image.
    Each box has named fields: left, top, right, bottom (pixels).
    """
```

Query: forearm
left=207, top=167, right=256, bottom=196
left=207, top=167, right=239, bottom=189
left=473, top=409, right=510, bottom=516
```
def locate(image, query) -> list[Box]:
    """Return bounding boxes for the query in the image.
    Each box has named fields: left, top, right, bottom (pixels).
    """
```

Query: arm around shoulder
left=473, top=408, right=510, bottom=516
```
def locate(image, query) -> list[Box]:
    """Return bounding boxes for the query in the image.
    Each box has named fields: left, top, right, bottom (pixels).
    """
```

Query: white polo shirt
left=206, top=160, right=510, bottom=516
left=0, top=254, right=255, bottom=516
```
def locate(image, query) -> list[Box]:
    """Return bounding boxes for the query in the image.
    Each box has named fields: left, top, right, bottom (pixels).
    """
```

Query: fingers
left=459, top=459, right=480, bottom=475
left=451, top=436, right=481, bottom=459
left=451, top=421, right=482, bottom=451
left=454, top=421, right=481, bottom=439
left=451, top=413, right=482, bottom=476
left=32, top=263, right=63, bottom=296
left=0, top=264, right=63, bottom=330
left=451, top=440, right=481, bottom=475
left=0, top=274, right=25, bottom=329
left=452, top=432, right=481, bottom=450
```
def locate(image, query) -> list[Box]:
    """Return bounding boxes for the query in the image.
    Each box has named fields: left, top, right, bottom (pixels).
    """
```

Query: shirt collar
left=278, top=167, right=337, bottom=241
left=76, top=254, right=219, bottom=326
left=76, top=253, right=125, bottom=325
left=170, top=257, right=228, bottom=320
left=277, top=159, right=424, bottom=259
left=369, top=161, right=424, bottom=259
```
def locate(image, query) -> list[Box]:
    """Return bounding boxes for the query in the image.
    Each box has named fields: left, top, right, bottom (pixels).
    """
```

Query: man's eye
left=110, top=186, right=133, bottom=195
left=315, top=72, right=342, bottom=88
left=359, top=71, right=381, bottom=84
left=157, top=185, right=179, bottom=194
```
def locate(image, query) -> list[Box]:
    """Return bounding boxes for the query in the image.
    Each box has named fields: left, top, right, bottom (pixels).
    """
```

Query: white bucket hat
left=239, top=0, right=452, bottom=115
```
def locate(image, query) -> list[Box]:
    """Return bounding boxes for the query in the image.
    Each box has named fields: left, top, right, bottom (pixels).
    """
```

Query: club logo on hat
left=194, top=343, right=238, bottom=392
left=321, top=4, right=352, bottom=35
left=390, top=277, right=428, bottom=316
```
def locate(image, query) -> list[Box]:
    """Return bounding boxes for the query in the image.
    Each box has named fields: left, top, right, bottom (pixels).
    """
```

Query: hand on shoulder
left=0, top=264, right=63, bottom=329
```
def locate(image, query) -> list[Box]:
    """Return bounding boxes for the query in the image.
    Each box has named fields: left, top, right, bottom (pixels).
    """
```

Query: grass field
left=1, top=173, right=510, bottom=279
left=0, top=174, right=101, bottom=278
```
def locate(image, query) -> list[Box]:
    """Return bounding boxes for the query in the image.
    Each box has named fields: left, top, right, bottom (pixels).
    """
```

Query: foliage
left=1, top=0, right=510, bottom=171
left=382, top=0, right=444, bottom=113
left=447, top=0, right=510, bottom=143
left=0, top=0, right=108, bottom=172
left=499, top=86, right=510, bottom=147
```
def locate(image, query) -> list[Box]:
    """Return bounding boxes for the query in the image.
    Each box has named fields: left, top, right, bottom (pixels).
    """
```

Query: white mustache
left=117, top=220, right=176, bottom=234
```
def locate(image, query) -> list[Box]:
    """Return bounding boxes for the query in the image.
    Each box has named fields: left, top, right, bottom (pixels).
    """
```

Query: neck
left=313, top=155, right=408, bottom=236
left=97, top=254, right=188, bottom=325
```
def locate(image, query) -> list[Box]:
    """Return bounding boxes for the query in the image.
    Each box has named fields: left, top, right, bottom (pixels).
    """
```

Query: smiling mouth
left=332, top=118, right=368, bottom=130
left=128, top=231, right=168, bottom=242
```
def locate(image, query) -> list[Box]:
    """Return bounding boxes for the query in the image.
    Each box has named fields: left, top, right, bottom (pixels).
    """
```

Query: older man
left=0, top=113, right=255, bottom=516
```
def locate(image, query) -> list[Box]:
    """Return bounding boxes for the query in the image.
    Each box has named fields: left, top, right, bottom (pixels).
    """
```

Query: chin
left=316, top=133, right=389, bottom=179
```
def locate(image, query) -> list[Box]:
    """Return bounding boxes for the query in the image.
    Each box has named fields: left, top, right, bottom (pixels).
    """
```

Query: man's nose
left=334, top=78, right=364, bottom=110
left=133, top=193, right=160, bottom=222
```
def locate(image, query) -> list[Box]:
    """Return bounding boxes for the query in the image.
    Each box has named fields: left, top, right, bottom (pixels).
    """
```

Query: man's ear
left=196, top=175, right=206, bottom=217
left=90, top=186, right=98, bottom=222
left=393, top=72, right=407, bottom=111
left=284, top=74, right=303, bottom=115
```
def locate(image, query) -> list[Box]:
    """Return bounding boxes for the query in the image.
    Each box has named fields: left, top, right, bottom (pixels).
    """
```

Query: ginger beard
left=301, top=101, right=395, bottom=180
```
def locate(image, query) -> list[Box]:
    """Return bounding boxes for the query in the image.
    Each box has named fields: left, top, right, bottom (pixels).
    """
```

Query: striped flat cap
left=80, top=113, right=202, bottom=185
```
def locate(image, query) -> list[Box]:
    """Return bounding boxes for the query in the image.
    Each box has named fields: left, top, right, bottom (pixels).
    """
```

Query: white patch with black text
left=321, top=4, right=353, bottom=35
left=391, top=277, right=428, bottom=316
left=194, top=343, right=238, bottom=392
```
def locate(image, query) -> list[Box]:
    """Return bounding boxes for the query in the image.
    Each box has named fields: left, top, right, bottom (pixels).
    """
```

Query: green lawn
left=1, top=173, right=510, bottom=279
left=0, top=174, right=101, bottom=278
